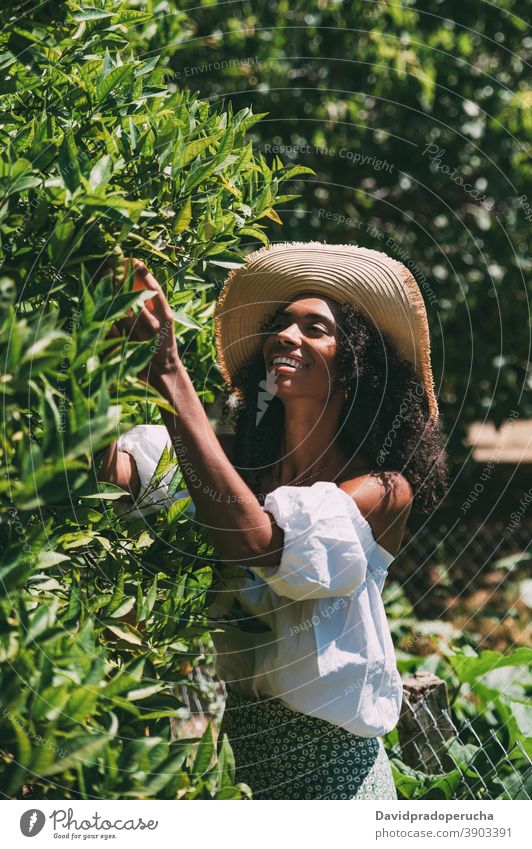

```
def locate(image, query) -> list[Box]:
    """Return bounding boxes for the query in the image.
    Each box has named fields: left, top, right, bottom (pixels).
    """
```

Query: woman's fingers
left=107, top=323, right=121, bottom=339
left=134, top=303, right=162, bottom=338
left=110, top=258, right=180, bottom=388
left=114, top=259, right=176, bottom=349
left=130, top=259, right=174, bottom=321
left=118, top=307, right=159, bottom=342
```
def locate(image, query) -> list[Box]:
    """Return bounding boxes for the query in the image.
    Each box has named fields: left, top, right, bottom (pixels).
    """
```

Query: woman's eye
left=269, top=321, right=327, bottom=333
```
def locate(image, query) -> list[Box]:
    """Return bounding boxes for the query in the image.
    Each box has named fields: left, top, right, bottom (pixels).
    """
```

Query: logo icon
left=256, top=372, right=279, bottom=426
left=20, top=810, right=46, bottom=837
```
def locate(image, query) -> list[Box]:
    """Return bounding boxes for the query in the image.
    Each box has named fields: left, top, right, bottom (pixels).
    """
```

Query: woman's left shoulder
left=337, top=471, right=413, bottom=555
left=338, top=468, right=413, bottom=504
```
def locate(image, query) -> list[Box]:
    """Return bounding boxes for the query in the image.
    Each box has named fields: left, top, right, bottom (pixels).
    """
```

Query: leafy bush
left=0, top=0, right=306, bottom=799
left=384, top=634, right=532, bottom=800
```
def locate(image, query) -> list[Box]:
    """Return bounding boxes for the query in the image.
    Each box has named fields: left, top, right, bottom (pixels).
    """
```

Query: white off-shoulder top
left=115, top=424, right=404, bottom=738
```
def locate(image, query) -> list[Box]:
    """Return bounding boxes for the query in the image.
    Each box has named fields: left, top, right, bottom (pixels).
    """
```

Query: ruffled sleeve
left=250, top=481, right=368, bottom=601
left=115, top=424, right=193, bottom=518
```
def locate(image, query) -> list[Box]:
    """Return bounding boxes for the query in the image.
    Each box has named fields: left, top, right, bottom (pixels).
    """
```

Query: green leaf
left=215, top=732, right=236, bottom=789
left=23, top=600, right=59, bottom=646
left=214, top=786, right=244, bottom=799
left=167, top=496, right=192, bottom=523
left=28, top=737, right=56, bottom=778
left=88, top=154, right=113, bottom=190
left=38, top=732, right=112, bottom=777
left=192, top=721, right=215, bottom=779
left=100, top=660, right=145, bottom=699
left=184, top=157, right=221, bottom=192
left=449, top=648, right=532, bottom=684
left=76, top=192, right=146, bottom=220
left=238, top=226, right=269, bottom=246
left=1, top=158, right=41, bottom=194
left=234, top=109, right=269, bottom=136
left=135, top=56, right=160, bottom=77
left=102, top=622, right=143, bottom=645
left=65, top=686, right=99, bottom=723
left=279, top=164, right=315, bottom=180
left=71, top=8, right=114, bottom=21
left=58, top=129, right=81, bottom=192
left=127, top=683, right=165, bottom=701
left=47, top=216, right=77, bottom=262
left=6, top=713, right=33, bottom=768
left=57, top=532, right=96, bottom=549
left=96, top=65, right=133, bottom=103
left=36, top=550, right=70, bottom=568
left=22, top=328, right=67, bottom=362
left=108, top=597, right=135, bottom=619
left=145, top=576, right=157, bottom=617
left=173, top=197, right=192, bottom=234
left=64, top=580, right=82, bottom=627
left=139, top=745, right=192, bottom=796
left=93, top=288, right=154, bottom=322
left=216, top=126, right=235, bottom=161
left=80, top=488, right=129, bottom=501
left=181, top=134, right=222, bottom=167
left=154, top=444, right=178, bottom=478
left=31, top=683, right=70, bottom=722
left=171, top=309, right=202, bottom=331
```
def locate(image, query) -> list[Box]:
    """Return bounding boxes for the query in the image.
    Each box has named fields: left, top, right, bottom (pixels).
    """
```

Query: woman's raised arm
left=108, top=260, right=283, bottom=568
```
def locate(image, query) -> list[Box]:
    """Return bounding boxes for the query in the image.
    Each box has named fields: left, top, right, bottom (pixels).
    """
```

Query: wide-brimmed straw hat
left=214, top=241, right=439, bottom=422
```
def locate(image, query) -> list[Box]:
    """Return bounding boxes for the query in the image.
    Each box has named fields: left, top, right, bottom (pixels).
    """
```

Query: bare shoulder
left=97, top=441, right=141, bottom=499
left=338, top=471, right=414, bottom=557
left=216, top=432, right=236, bottom=464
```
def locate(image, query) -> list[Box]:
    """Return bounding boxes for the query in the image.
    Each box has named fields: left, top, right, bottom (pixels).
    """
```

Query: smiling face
left=261, top=293, right=343, bottom=402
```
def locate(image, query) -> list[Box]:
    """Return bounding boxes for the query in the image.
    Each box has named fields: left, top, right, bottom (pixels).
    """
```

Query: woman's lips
left=274, top=366, right=297, bottom=374
left=269, top=362, right=309, bottom=374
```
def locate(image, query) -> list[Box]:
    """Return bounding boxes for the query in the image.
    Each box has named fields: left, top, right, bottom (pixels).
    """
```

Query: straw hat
left=214, top=241, right=439, bottom=422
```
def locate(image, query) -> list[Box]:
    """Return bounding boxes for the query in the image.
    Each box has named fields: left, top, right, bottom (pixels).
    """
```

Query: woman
left=99, top=241, right=448, bottom=799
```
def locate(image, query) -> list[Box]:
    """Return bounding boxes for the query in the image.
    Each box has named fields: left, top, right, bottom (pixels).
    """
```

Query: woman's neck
left=273, top=394, right=347, bottom=485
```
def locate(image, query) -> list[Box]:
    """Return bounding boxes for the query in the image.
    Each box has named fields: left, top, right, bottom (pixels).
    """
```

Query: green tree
left=0, top=0, right=304, bottom=798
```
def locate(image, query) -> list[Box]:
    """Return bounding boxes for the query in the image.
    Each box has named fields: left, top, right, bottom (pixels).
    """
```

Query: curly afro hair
left=219, top=303, right=449, bottom=523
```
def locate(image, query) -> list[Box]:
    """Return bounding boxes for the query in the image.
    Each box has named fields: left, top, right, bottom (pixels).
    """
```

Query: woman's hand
left=117, top=258, right=181, bottom=391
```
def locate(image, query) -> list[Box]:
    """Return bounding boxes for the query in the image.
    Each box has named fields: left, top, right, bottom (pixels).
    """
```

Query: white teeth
left=272, top=356, right=306, bottom=369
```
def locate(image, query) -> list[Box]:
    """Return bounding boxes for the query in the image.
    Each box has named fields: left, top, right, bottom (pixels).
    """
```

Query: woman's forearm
left=155, top=363, right=283, bottom=567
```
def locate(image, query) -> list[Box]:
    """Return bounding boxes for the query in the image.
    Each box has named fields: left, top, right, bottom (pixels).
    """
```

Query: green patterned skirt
left=217, top=688, right=398, bottom=800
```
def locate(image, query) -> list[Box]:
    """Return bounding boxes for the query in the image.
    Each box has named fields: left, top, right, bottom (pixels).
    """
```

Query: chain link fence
left=390, top=670, right=531, bottom=800
left=386, top=515, right=531, bottom=661
left=401, top=708, right=531, bottom=800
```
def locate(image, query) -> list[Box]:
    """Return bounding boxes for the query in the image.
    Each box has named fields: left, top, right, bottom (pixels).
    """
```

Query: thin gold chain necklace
left=278, top=455, right=343, bottom=487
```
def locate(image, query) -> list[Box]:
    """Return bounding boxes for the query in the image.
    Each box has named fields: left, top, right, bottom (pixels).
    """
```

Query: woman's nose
left=277, top=322, right=301, bottom=345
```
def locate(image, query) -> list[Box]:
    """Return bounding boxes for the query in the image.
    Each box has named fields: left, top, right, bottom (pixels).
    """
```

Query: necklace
left=278, top=455, right=344, bottom=487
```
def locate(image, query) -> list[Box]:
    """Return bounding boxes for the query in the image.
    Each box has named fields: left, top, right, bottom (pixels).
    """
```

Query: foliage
left=1, top=0, right=529, bottom=802
left=169, top=0, right=532, bottom=465
left=0, top=0, right=303, bottom=799
left=0, top=539, right=250, bottom=799
left=383, top=596, right=532, bottom=801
